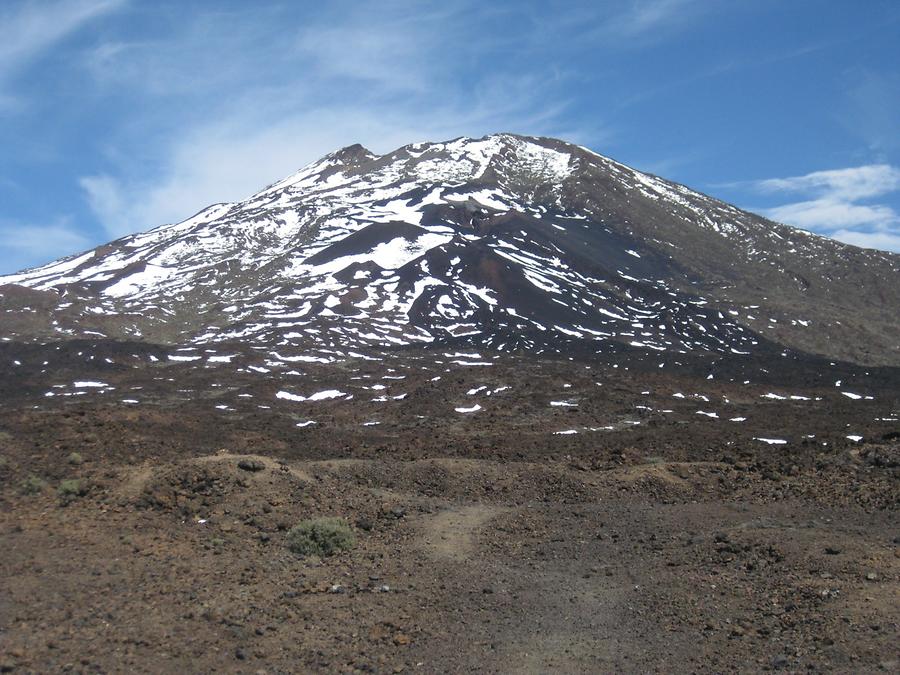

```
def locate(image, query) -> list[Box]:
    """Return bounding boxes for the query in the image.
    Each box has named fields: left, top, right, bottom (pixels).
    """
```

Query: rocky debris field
left=0, top=344, right=898, bottom=673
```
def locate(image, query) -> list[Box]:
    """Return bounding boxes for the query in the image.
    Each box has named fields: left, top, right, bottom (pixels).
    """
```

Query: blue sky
left=1, top=0, right=899, bottom=273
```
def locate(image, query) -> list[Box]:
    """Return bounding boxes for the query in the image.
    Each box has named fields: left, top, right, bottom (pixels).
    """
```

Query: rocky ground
left=0, top=343, right=898, bottom=673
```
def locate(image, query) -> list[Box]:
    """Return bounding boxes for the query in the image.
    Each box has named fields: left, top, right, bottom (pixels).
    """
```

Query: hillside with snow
left=2, top=133, right=898, bottom=365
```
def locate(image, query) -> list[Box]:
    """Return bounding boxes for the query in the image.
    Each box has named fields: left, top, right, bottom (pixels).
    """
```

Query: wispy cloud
left=75, top=3, right=595, bottom=237
left=749, top=164, right=900, bottom=252
left=764, top=200, right=896, bottom=230
left=612, top=0, right=699, bottom=37
left=0, top=0, right=706, bottom=256
left=756, top=164, right=900, bottom=201
left=536, top=0, right=707, bottom=51
left=0, top=218, right=90, bottom=272
left=81, top=97, right=578, bottom=237
left=0, top=0, right=126, bottom=113
left=0, top=0, right=125, bottom=75
left=292, top=5, right=463, bottom=93
left=826, top=229, right=900, bottom=253
left=841, top=71, right=900, bottom=153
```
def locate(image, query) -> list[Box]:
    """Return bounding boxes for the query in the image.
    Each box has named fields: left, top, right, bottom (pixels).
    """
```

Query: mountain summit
left=1, top=133, right=897, bottom=364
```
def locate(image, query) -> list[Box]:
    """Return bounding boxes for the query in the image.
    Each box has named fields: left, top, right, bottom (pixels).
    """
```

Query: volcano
left=1, top=134, right=899, bottom=673
left=2, top=133, right=897, bottom=365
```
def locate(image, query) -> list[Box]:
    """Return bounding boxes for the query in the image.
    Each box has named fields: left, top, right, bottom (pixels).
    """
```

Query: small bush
left=286, top=517, right=355, bottom=557
left=67, top=452, right=83, bottom=466
left=58, top=478, right=86, bottom=504
left=237, top=458, right=265, bottom=472
left=21, top=475, right=47, bottom=495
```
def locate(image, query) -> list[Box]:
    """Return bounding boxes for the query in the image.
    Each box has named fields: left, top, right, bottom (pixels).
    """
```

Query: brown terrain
left=0, top=343, right=897, bottom=673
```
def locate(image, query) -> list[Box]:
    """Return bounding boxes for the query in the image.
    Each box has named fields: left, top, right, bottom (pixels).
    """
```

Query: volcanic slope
left=1, top=133, right=897, bottom=365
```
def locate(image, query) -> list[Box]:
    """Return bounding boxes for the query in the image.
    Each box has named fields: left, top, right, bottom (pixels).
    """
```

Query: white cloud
left=843, top=71, right=900, bottom=153
left=757, top=164, right=900, bottom=201
left=293, top=13, right=444, bottom=93
left=764, top=199, right=897, bottom=230
left=76, top=5, right=589, bottom=237
left=615, top=0, right=697, bottom=36
left=81, top=98, right=575, bottom=237
left=750, top=164, right=900, bottom=253
left=828, top=229, right=900, bottom=253
left=80, top=174, right=126, bottom=233
left=0, top=0, right=125, bottom=76
left=0, top=0, right=126, bottom=117
left=570, top=0, right=705, bottom=43
left=0, top=219, right=90, bottom=272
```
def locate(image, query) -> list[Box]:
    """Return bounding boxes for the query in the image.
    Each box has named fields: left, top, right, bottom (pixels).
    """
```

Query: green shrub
left=58, top=478, right=86, bottom=504
left=67, top=452, right=83, bottom=466
left=286, top=517, right=355, bottom=557
left=20, top=475, right=47, bottom=495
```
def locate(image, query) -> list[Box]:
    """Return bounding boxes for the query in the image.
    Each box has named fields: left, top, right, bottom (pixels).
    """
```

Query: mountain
left=1, top=133, right=898, bottom=365
left=3, top=134, right=899, bottom=674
